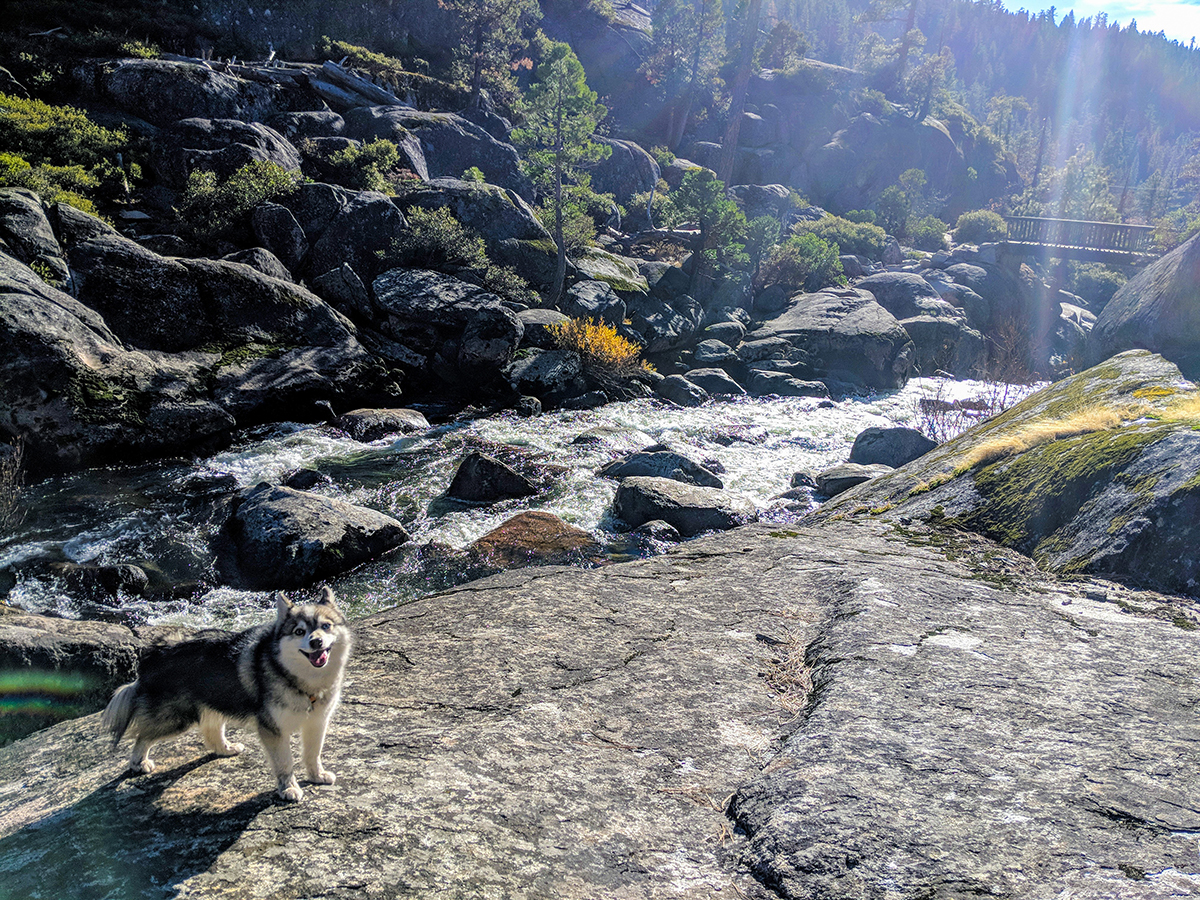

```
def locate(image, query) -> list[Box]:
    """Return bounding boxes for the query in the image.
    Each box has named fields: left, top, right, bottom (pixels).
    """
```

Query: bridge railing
left=1002, top=216, right=1157, bottom=254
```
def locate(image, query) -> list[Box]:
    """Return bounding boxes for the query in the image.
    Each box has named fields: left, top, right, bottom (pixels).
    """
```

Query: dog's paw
left=215, top=742, right=245, bottom=757
left=277, top=778, right=303, bottom=802
left=129, top=758, right=155, bottom=775
left=307, top=768, right=336, bottom=786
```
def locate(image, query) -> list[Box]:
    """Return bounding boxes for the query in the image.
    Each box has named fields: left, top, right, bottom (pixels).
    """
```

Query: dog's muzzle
left=304, top=646, right=330, bottom=668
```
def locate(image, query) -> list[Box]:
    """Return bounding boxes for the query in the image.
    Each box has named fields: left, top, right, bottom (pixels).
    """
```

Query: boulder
left=310, top=263, right=371, bottom=319
left=747, top=370, right=830, bottom=398
left=701, top=320, right=747, bottom=346
left=562, top=280, right=625, bottom=325
left=505, top=348, right=586, bottom=400
left=849, top=426, right=937, bottom=468
left=898, top=315, right=988, bottom=377
left=626, top=293, right=703, bottom=354
left=857, top=271, right=960, bottom=320
left=82, top=58, right=286, bottom=127
left=613, top=476, right=757, bottom=537
left=815, top=462, right=895, bottom=496
left=446, top=452, right=539, bottom=504
left=0, top=610, right=182, bottom=743
left=250, top=203, right=308, bottom=273
left=221, top=247, right=293, bottom=282
left=573, top=248, right=650, bottom=295
left=268, top=111, right=346, bottom=140
left=467, top=511, right=601, bottom=570
left=0, top=188, right=69, bottom=284
left=598, top=450, right=724, bottom=488
left=305, top=190, right=407, bottom=283
left=815, top=350, right=1200, bottom=597
left=589, top=138, right=660, bottom=207
left=655, top=374, right=710, bottom=407
left=152, top=118, right=301, bottom=187
left=1087, top=233, right=1200, bottom=377
left=457, top=305, right=524, bottom=377
left=683, top=367, right=747, bottom=397
left=217, top=483, right=409, bottom=590
left=691, top=339, right=739, bottom=366
left=344, top=107, right=532, bottom=199
left=371, top=268, right=506, bottom=332
left=746, top=287, right=914, bottom=389
left=337, top=408, right=430, bottom=442
left=0, top=249, right=236, bottom=474
left=570, top=426, right=655, bottom=453
left=515, top=308, right=570, bottom=349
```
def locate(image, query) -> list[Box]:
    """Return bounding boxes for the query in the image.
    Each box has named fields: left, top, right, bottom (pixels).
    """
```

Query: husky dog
left=102, top=586, right=352, bottom=802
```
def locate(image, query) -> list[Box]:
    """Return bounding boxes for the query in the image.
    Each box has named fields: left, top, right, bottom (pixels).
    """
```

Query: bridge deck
left=1001, top=216, right=1157, bottom=264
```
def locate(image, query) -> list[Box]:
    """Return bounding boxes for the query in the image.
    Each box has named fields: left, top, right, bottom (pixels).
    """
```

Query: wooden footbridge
left=1002, top=216, right=1158, bottom=264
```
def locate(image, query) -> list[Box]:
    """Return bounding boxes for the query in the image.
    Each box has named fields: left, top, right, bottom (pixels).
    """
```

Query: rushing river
left=0, top=377, right=1034, bottom=629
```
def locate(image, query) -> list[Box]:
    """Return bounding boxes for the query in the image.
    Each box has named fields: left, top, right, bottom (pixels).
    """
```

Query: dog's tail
left=101, top=681, right=138, bottom=749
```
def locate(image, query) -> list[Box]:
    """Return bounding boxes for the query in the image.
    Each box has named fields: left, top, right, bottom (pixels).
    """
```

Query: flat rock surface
left=1, top=521, right=1198, bottom=898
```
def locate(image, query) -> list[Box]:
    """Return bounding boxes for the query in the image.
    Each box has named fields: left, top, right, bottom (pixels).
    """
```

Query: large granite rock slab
left=1, top=522, right=1197, bottom=898
left=815, top=350, right=1200, bottom=597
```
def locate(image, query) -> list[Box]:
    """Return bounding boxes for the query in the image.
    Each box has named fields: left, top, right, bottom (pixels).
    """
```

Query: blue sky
left=1002, top=0, right=1200, bottom=44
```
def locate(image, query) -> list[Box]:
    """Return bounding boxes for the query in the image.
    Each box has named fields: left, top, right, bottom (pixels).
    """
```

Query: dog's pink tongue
left=310, top=649, right=329, bottom=668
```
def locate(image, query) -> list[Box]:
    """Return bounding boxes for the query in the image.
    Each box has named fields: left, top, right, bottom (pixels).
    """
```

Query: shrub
left=953, top=209, right=1007, bottom=244
left=757, top=233, right=845, bottom=292
left=875, top=184, right=910, bottom=234
left=907, top=215, right=949, bottom=251
left=1068, top=263, right=1127, bottom=309
left=793, top=215, right=886, bottom=259
left=309, top=138, right=401, bottom=192
left=385, top=206, right=535, bottom=305
left=175, top=160, right=301, bottom=244
left=745, top=215, right=782, bottom=276
left=0, top=153, right=100, bottom=215
left=548, top=317, right=652, bottom=385
left=844, top=209, right=877, bottom=224
left=462, top=166, right=486, bottom=183
left=0, top=93, right=128, bottom=168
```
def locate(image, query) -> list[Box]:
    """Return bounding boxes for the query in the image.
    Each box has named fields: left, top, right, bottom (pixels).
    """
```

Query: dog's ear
left=274, top=592, right=293, bottom=619
left=317, top=585, right=337, bottom=608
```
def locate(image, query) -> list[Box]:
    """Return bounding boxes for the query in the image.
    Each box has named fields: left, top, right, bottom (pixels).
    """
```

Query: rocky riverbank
left=1, top=520, right=1198, bottom=898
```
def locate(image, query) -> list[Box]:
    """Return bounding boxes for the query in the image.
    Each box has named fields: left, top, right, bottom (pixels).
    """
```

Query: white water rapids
left=0, top=377, right=1036, bottom=628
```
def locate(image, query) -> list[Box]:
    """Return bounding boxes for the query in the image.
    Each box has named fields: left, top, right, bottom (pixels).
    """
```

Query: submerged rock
left=467, top=511, right=600, bottom=570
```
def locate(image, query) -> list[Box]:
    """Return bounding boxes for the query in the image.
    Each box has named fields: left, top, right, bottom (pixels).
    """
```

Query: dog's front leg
left=258, top=725, right=302, bottom=802
left=301, top=710, right=335, bottom=786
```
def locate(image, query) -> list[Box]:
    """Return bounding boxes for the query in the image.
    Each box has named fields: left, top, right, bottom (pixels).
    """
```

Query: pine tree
left=513, top=40, right=610, bottom=303
left=442, top=0, right=541, bottom=103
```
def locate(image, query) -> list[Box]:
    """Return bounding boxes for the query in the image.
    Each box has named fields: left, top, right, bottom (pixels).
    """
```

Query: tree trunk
left=717, top=0, right=763, bottom=187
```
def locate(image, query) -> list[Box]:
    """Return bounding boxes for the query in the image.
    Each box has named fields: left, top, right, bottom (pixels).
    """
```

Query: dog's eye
left=320, top=623, right=332, bottom=631
left=294, top=626, right=306, bottom=636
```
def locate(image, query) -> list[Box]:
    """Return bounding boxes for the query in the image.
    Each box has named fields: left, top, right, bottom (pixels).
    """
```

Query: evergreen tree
left=513, top=40, right=610, bottom=303
left=643, top=0, right=725, bottom=149
left=442, top=0, right=541, bottom=103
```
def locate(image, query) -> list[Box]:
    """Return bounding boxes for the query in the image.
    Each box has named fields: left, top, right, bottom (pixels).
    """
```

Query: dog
left=102, top=586, right=352, bottom=802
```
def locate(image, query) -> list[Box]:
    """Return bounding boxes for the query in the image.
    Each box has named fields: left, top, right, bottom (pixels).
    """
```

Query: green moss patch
left=955, top=424, right=1169, bottom=554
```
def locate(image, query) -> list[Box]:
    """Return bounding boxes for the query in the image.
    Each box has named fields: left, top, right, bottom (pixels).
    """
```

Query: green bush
left=0, top=93, right=128, bottom=168
left=875, top=184, right=910, bottom=235
left=0, top=93, right=136, bottom=211
left=757, top=233, right=845, bottom=293
left=793, top=215, right=886, bottom=260
left=844, top=209, right=877, bottom=224
left=1068, top=263, right=1127, bottom=309
left=953, top=209, right=1007, bottom=244
left=307, top=138, right=401, bottom=192
left=175, top=160, right=301, bottom=244
left=907, top=215, right=949, bottom=251
left=385, top=206, right=535, bottom=305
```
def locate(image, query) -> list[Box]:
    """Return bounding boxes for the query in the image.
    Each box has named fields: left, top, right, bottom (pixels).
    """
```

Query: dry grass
left=954, top=404, right=1140, bottom=473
